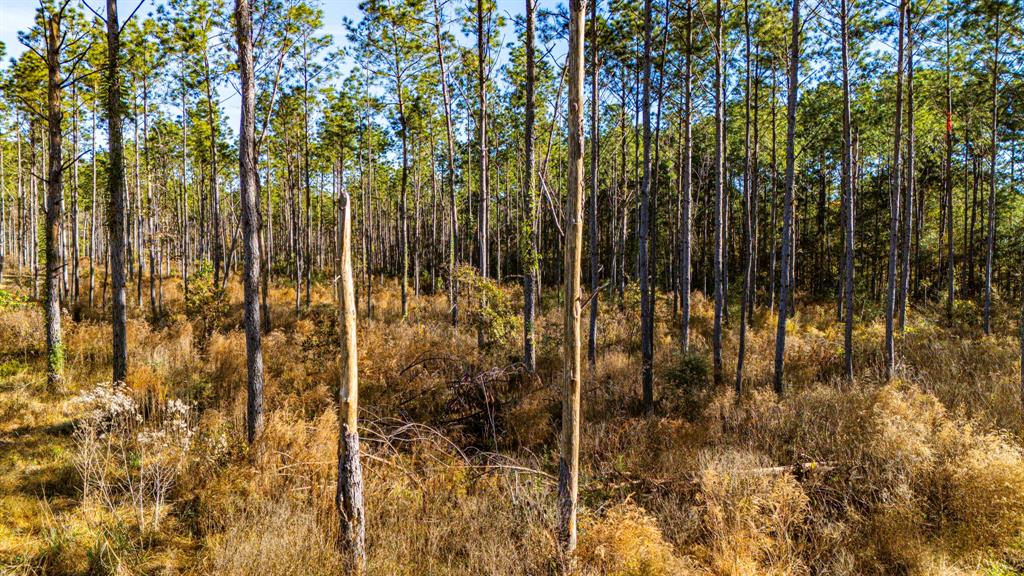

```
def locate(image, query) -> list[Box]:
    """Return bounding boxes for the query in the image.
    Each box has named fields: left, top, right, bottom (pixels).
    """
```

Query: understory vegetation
left=2, top=278, right=1024, bottom=576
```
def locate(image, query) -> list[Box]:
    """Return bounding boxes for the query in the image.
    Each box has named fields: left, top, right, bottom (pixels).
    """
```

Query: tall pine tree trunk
left=523, top=0, right=537, bottom=372
left=587, top=0, right=600, bottom=367
left=236, top=0, right=265, bottom=446
left=106, top=0, right=128, bottom=384
left=773, top=0, right=800, bottom=396
left=335, top=160, right=365, bottom=575
left=945, top=12, right=955, bottom=320
left=737, top=0, right=753, bottom=394
left=841, top=0, right=855, bottom=381
left=398, top=84, right=409, bottom=319
left=558, top=0, right=585, bottom=555
left=898, top=9, right=915, bottom=333
left=477, top=0, right=489, bottom=281
left=713, top=0, right=725, bottom=386
left=984, top=13, right=1000, bottom=336
left=639, top=0, right=654, bottom=408
left=885, top=0, right=906, bottom=380
left=44, top=12, right=65, bottom=389
left=680, top=0, right=693, bottom=353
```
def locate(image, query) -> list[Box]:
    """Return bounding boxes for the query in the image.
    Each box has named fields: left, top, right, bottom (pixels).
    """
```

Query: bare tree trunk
left=335, top=143, right=365, bottom=575
left=841, top=0, right=855, bottom=382
left=236, top=0, right=265, bottom=446
left=31, top=126, right=38, bottom=300
left=898, top=9, right=915, bottom=333
left=262, top=159, right=272, bottom=331
left=587, top=0, right=600, bottom=367
left=713, top=0, right=725, bottom=386
left=133, top=94, right=143, bottom=307
left=773, top=0, right=800, bottom=396
left=106, top=0, right=128, bottom=384
left=984, top=13, right=1000, bottom=336
left=750, top=53, right=760, bottom=322
left=201, top=53, right=223, bottom=290
left=769, top=69, right=778, bottom=311
left=558, top=0, right=585, bottom=555
left=71, top=83, right=80, bottom=315
left=144, top=81, right=157, bottom=319
left=944, top=12, right=955, bottom=320
left=884, top=0, right=906, bottom=381
left=737, top=0, right=753, bottom=394
left=432, top=0, right=459, bottom=327
left=639, top=0, right=654, bottom=408
left=523, top=0, right=538, bottom=372
left=88, top=100, right=96, bottom=308
left=302, top=42, right=312, bottom=308
left=181, top=85, right=190, bottom=301
left=44, top=11, right=66, bottom=389
left=0, top=126, right=5, bottom=285
left=477, top=0, right=489, bottom=281
left=398, top=83, right=409, bottom=319
left=429, top=138, right=438, bottom=294
left=680, top=0, right=693, bottom=353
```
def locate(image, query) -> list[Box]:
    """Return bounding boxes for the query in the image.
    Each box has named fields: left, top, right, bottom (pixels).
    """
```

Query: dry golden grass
left=578, top=501, right=695, bottom=576
left=3, top=277, right=1024, bottom=575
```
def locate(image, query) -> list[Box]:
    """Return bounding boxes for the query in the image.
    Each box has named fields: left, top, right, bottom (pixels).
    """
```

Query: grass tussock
left=3, top=277, right=1024, bottom=575
left=577, top=502, right=695, bottom=576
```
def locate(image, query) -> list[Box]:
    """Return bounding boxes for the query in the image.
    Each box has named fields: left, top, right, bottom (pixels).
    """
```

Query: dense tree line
left=2, top=0, right=1024, bottom=568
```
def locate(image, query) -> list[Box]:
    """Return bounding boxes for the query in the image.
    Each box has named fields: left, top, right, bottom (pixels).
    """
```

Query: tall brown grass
left=2, top=279, right=1024, bottom=575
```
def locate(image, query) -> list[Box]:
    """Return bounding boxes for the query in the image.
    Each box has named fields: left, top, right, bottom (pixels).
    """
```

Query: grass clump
left=578, top=501, right=695, bottom=576
left=5, top=277, right=1024, bottom=575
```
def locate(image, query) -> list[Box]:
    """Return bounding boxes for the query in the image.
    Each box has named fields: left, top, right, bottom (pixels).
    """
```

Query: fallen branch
left=608, top=460, right=842, bottom=494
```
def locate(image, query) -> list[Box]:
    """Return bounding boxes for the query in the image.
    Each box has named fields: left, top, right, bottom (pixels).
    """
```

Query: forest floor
left=3, top=268, right=1024, bottom=575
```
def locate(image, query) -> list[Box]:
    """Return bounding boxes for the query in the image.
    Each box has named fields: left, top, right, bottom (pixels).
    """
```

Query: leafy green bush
left=456, top=265, right=522, bottom=350
left=664, top=351, right=711, bottom=419
left=184, top=262, right=230, bottom=340
left=0, top=287, right=28, bottom=311
left=951, top=298, right=980, bottom=327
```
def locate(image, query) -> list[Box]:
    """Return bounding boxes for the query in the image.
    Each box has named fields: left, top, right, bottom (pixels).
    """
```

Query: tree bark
left=334, top=123, right=365, bottom=576
left=90, top=90, right=98, bottom=308
left=44, top=11, right=66, bottom=389
left=680, top=0, right=693, bottom=354
left=236, top=0, right=265, bottom=446
left=587, top=0, right=600, bottom=367
left=639, top=0, right=654, bottom=408
left=841, top=0, right=855, bottom=382
left=884, top=0, right=906, bottom=381
left=71, top=83, right=80, bottom=315
left=302, top=40, right=312, bottom=308
left=944, top=11, right=955, bottom=320
left=398, top=82, right=409, bottom=319
left=898, top=9, right=915, bottom=333
left=984, top=13, right=1000, bottom=336
left=477, top=0, right=489, bottom=280
left=106, top=0, right=128, bottom=384
left=431, top=0, right=458, bottom=327
left=558, top=0, right=585, bottom=555
left=0, top=123, right=5, bottom=285
left=713, top=0, right=725, bottom=386
left=523, top=0, right=538, bottom=372
left=773, top=0, right=800, bottom=396
left=737, top=0, right=753, bottom=394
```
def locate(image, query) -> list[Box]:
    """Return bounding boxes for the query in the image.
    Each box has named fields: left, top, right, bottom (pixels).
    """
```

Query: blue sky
left=0, top=0, right=551, bottom=59
left=0, top=0, right=562, bottom=131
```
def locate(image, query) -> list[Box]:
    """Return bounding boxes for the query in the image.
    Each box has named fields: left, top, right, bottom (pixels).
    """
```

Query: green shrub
left=664, top=351, right=711, bottom=419
left=951, top=298, right=980, bottom=327
left=0, top=288, right=28, bottom=311
left=185, top=261, right=230, bottom=340
left=456, top=266, right=522, bottom=350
